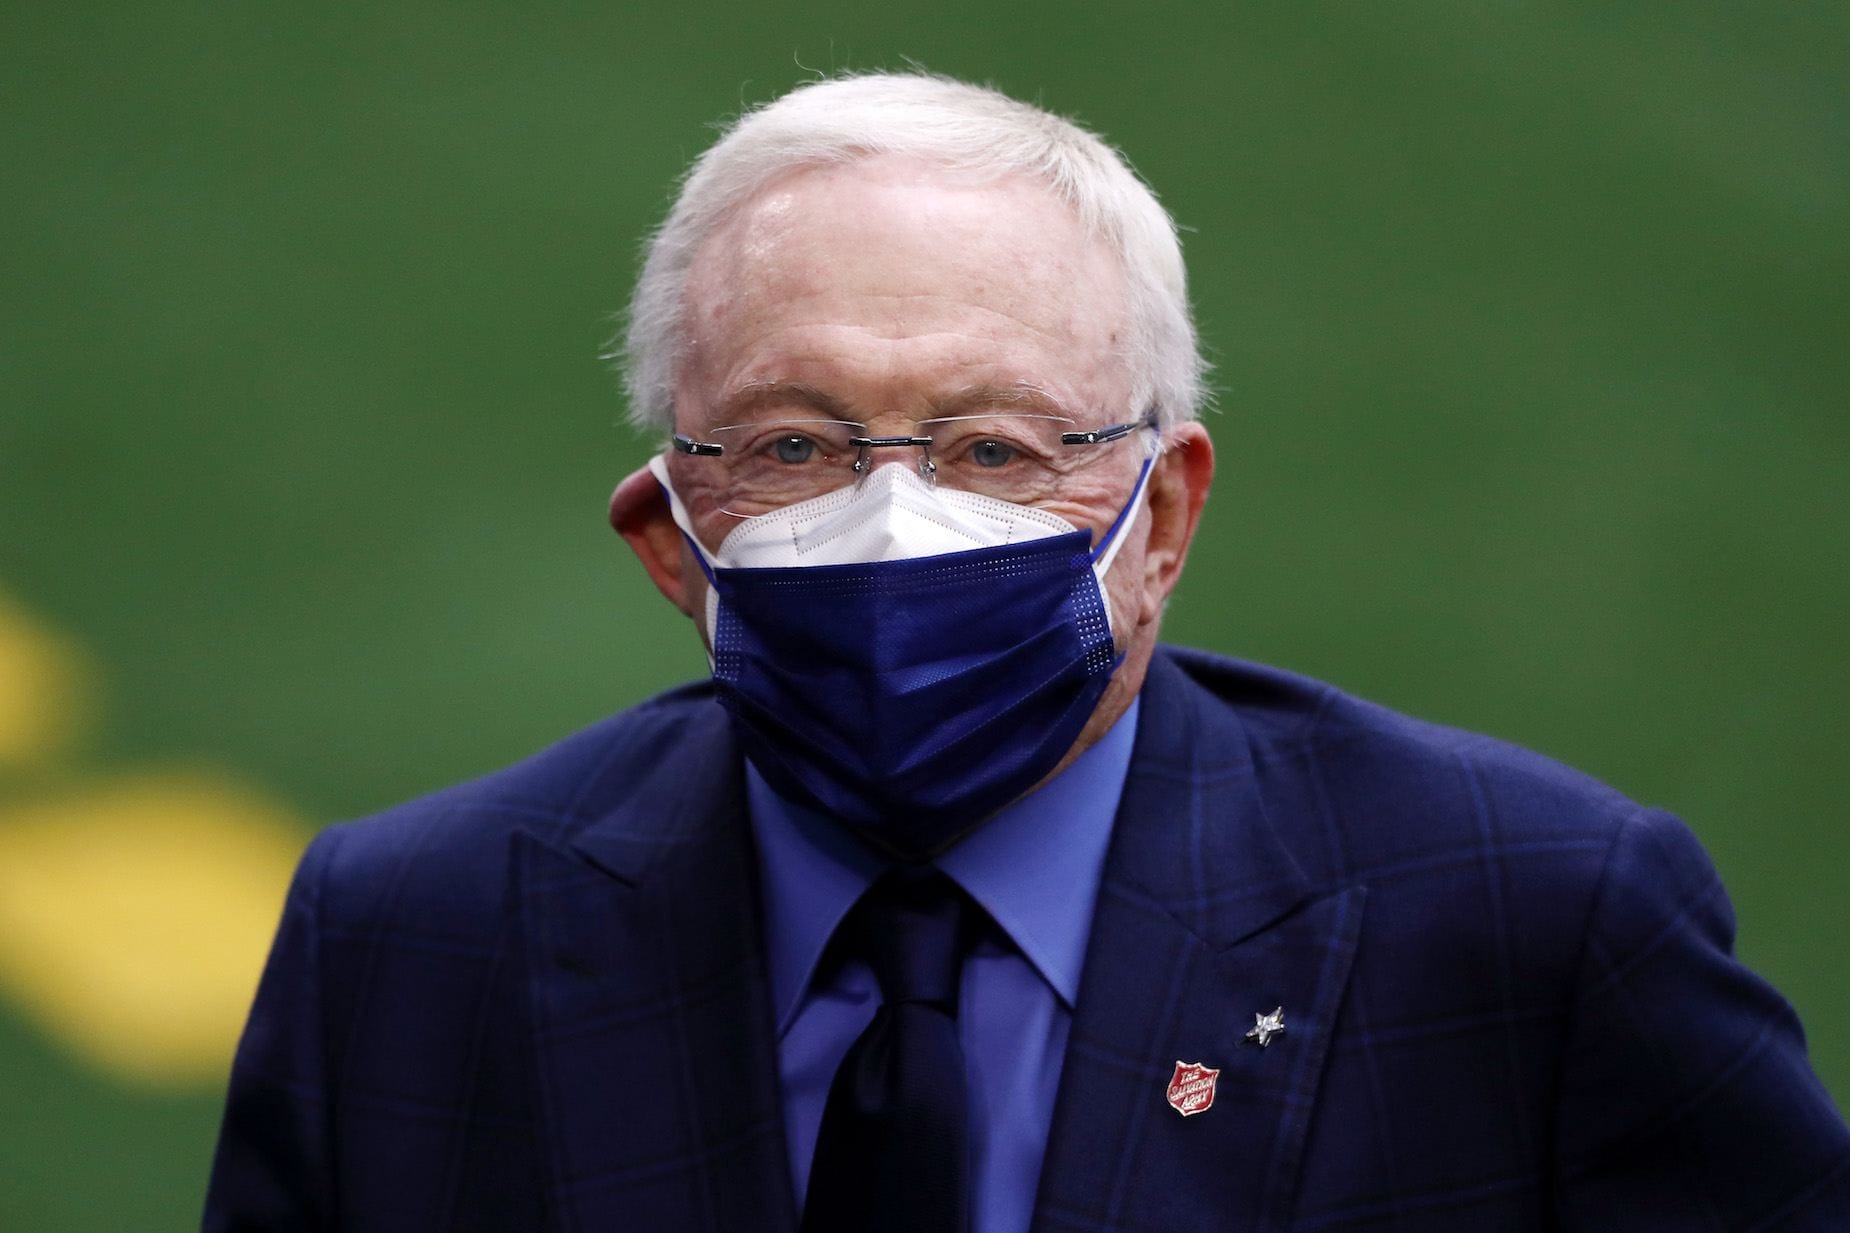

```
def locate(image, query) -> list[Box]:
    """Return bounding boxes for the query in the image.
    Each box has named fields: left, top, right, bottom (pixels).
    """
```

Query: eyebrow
left=707, top=380, right=1080, bottom=424
left=708, top=380, right=855, bottom=423
left=926, top=383, right=1079, bottom=421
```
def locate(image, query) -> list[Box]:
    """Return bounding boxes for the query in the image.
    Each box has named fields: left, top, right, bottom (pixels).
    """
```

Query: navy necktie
left=801, top=870, right=974, bottom=1233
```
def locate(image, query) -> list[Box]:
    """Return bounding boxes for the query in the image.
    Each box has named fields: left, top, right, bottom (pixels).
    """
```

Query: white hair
left=618, top=72, right=1207, bottom=433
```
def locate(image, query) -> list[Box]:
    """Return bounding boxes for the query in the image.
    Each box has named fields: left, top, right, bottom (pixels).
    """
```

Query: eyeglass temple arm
left=1060, top=411, right=1160, bottom=446
left=671, top=433, right=724, bottom=457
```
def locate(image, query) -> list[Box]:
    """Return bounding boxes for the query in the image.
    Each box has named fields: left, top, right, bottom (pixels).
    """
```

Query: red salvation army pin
left=1166, top=1060, right=1221, bottom=1117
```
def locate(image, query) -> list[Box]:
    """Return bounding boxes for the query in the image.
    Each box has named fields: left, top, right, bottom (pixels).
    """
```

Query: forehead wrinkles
left=678, top=161, right=1131, bottom=381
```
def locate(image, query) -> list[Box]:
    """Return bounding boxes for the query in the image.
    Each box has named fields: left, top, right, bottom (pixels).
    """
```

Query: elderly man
left=206, top=74, right=1848, bottom=1232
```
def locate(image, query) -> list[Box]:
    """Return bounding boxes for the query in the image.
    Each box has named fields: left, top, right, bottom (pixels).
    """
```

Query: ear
left=609, top=464, right=697, bottom=617
left=1138, top=421, right=1215, bottom=626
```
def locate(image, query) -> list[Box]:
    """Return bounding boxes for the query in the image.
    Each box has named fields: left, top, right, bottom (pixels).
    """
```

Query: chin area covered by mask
left=648, top=453, right=1152, bottom=859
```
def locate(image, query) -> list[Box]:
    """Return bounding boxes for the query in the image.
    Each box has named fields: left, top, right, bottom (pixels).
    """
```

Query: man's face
left=614, top=153, right=1213, bottom=776
left=667, top=154, right=1152, bottom=639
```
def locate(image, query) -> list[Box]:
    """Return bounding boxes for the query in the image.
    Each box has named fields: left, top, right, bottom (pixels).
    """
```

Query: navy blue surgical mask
left=649, top=451, right=1154, bottom=858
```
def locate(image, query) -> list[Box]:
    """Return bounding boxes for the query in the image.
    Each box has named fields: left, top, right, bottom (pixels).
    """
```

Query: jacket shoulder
left=1158, top=644, right=1645, bottom=857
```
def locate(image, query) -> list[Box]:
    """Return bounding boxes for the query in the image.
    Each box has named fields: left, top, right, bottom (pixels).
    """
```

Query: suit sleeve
left=1552, top=808, right=1850, bottom=1230
left=203, top=825, right=343, bottom=1233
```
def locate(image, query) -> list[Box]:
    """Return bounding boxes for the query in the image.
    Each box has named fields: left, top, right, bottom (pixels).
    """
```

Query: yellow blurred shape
left=0, top=772, right=307, bottom=1087
left=0, top=591, right=96, bottom=766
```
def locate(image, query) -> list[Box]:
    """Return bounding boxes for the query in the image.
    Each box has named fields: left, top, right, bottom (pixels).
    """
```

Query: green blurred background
left=2, top=2, right=1845, bottom=1226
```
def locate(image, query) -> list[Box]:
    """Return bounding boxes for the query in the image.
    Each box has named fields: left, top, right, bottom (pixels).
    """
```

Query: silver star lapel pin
left=1245, top=1006, right=1286, bottom=1047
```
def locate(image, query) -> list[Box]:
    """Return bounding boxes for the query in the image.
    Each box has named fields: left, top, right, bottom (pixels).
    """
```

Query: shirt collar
left=748, top=698, right=1139, bottom=1036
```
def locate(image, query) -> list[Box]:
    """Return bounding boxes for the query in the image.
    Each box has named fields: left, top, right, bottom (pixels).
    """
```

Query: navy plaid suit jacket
left=206, top=646, right=1850, bottom=1231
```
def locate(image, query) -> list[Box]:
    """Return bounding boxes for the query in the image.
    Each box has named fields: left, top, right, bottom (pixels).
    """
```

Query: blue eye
left=774, top=435, right=816, bottom=464
left=970, top=439, right=1015, bottom=467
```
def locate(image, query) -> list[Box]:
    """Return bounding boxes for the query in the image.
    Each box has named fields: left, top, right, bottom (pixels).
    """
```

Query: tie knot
left=845, top=870, right=973, bottom=1010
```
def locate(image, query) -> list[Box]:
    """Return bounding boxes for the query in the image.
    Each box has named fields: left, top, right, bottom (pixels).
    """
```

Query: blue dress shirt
left=747, top=700, right=1139, bottom=1233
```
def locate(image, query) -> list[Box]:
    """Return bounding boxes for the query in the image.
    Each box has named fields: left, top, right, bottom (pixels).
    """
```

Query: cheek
left=665, top=459, right=740, bottom=554
left=1039, top=462, right=1145, bottom=532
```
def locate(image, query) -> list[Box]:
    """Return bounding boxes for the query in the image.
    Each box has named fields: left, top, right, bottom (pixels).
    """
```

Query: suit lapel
left=1034, top=653, right=1366, bottom=1233
left=514, top=708, right=796, bottom=1233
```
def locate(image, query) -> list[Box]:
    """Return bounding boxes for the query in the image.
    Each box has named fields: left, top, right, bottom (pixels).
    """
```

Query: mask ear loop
left=646, top=454, right=719, bottom=585
left=1082, top=451, right=1158, bottom=640
left=646, top=453, right=723, bottom=668
left=1089, top=452, right=1157, bottom=581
